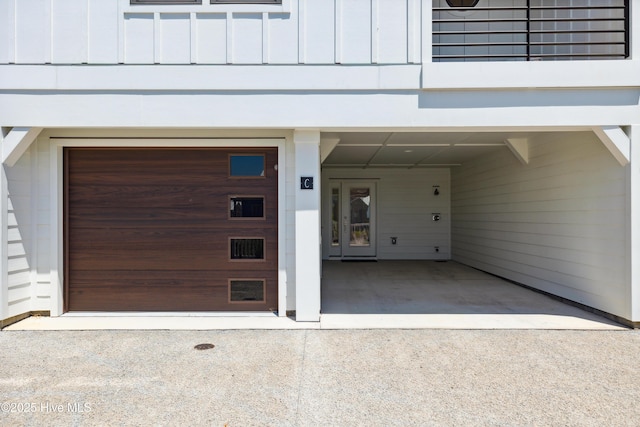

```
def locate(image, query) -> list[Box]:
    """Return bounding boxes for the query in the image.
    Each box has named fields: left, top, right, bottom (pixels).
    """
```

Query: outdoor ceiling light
left=446, top=0, right=479, bottom=7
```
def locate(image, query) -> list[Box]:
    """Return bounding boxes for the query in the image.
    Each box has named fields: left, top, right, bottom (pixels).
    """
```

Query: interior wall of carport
left=451, top=131, right=629, bottom=320
left=321, top=167, right=451, bottom=260
left=1, top=128, right=302, bottom=323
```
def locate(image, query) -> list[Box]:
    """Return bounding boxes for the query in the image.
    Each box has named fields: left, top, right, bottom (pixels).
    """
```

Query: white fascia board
left=593, top=126, right=631, bottom=166
left=0, top=64, right=421, bottom=91
left=1, top=92, right=639, bottom=129
left=504, top=137, right=529, bottom=165
left=2, top=127, right=43, bottom=167
left=423, top=60, right=640, bottom=90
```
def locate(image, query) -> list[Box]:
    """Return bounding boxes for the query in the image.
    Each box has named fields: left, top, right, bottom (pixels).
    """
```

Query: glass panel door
left=331, top=187, right=340, bottom=247
left=342, top=182, right=376, bottom=257
left=348, top=187, right=371, bottom=247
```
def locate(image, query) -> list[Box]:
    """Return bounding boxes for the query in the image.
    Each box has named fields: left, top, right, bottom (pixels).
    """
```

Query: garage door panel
left=68, top=185, right=220, bottom=208
left=70, top=269, right=278, bottom=287
left=69, top=231, right=277, bottom=270
left=69, top=274, right=277, bottom=311
left=65, top=147, right=278, bottom=312
left=69, top=255, right=277, bottom=271
left=69, top=202, right=277, bottom=227
left=69, top=207, right=223, bottom=227
left=69, top=228, right=277, bottom=251
left=69, top=186, right=276, bottom=209
left=68, top=149, right=227, bottom=169
left=69, top=170, right=278, bottom=187
left=69, top=286, right=274, bottom=311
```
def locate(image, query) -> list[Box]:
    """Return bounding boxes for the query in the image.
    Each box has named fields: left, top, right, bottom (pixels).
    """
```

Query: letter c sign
left=300, top=177, right=314, bottom=190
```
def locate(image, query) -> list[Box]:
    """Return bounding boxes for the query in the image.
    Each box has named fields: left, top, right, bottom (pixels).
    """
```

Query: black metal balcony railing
left=432, top=0, right=629, bottom=61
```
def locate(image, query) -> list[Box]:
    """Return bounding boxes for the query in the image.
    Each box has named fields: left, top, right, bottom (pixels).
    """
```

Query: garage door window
left=230, top=196, right=265, bottom=219
left=230, top=238, right=265, bottom=260
left=230, top=154, right=265, bottom=177
left=229, top=279, right=266, bottom=303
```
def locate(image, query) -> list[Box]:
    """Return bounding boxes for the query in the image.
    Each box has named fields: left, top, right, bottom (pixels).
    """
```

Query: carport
left=319, top=129, right=630, bottom=326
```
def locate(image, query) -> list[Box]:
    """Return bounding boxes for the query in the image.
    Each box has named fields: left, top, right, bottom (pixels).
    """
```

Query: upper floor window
left=131, top=0, right=201, bottom=4
left=446, top=0, right=478, bottom=6
left=211, top=0, right=281, bottom=3
left=130, top=0, right=282, bottom=4
left=131, top=0, right=281, bottom=4
left=433, top=0, right=629, bottom=62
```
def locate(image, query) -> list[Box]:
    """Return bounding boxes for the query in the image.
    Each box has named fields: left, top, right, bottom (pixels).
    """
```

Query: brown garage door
left=65, top=147, right=278, bottom=312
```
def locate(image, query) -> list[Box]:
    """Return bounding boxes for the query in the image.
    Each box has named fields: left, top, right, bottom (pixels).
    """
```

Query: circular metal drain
left=194, top=343, right=215, bottom=350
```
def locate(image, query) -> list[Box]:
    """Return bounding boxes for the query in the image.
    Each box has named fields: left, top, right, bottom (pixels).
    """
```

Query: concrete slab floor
left=320, top=260, right=625, bottom=330
left=1, top=329, right=640, bottom=426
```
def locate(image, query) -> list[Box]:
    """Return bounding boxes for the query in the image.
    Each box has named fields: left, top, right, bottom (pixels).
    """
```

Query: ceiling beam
left=2, top=127, right=43, bottom=167
left=505, top=137, right=529, bottom=165
left=593, top=126, right=630, bottom=166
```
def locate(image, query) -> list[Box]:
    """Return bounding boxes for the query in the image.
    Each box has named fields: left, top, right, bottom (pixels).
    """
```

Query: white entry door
left=340, top=181, right=376, bottom=258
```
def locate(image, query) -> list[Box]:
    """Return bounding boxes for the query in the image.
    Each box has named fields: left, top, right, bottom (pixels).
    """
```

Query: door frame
left=323, top=179, right=377, bottom=259
left=49, top=137, right=287, bottom=317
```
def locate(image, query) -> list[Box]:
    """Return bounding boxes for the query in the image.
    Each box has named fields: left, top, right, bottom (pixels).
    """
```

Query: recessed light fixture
left=404, top=149, right=413, bottom=153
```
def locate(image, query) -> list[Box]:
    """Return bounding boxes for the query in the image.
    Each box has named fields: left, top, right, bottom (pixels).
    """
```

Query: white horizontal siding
left=451, top=132, right=628, bottom=317
left=1, top=139, right=50, bottom=321
left=1, top=0, right=417, bottom=65
left=322, top=167, right=450, bottom=260
left=4, top=148, right=34, bottom=319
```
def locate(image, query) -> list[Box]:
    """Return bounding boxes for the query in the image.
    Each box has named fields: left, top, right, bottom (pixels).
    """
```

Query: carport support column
left=294, top=130, right=321, bottom=322
left=630, top=125, right=640, bottom=324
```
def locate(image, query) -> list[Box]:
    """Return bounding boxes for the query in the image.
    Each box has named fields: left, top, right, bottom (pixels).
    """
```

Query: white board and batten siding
left=322, top=168, right=451, bottom=260
left=0, top=0, right=423, bottom=65
left=451, top=132, right=628, bottom=317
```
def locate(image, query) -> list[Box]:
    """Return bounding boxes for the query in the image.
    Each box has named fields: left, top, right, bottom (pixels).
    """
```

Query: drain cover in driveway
left=194, top=343, right=215, bottom=350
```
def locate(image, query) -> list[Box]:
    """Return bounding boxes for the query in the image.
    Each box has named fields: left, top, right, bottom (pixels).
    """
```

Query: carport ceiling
left=322, top=132, right=535, bottom=168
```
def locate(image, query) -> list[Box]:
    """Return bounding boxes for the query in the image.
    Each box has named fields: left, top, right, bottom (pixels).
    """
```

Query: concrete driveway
left=1, top=329, right=639, bottom=426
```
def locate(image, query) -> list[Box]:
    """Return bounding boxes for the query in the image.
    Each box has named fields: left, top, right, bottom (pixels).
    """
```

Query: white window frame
left=124, top=0, right=289, bottom=13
